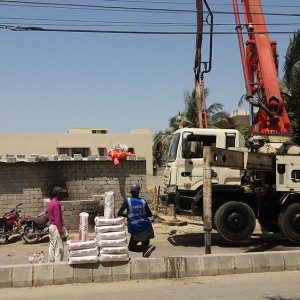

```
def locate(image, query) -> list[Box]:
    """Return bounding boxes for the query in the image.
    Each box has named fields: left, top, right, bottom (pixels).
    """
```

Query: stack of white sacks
left=67, top=212, right=99, bottom=265
left=95, top=191, right=129, bottom=262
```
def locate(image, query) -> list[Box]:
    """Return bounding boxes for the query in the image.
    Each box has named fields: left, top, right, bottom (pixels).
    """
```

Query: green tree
left=152, top=129, right=172, bottom=167
left=283, top=30, right=300, bottom=144
left=168, top=89, right=230, bottom=131
left=153, top=89, right=230, bottom=167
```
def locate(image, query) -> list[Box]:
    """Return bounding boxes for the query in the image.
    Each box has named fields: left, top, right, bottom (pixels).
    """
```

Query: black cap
left=53, top=187, right=68, bottom=196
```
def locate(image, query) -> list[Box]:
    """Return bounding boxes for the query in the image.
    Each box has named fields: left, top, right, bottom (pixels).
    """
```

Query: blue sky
left=0, top=0, right=299, bottom=134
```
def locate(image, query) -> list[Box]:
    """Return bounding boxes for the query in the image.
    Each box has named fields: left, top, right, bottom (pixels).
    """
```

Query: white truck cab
left=162, top=128, right=246, bottom=213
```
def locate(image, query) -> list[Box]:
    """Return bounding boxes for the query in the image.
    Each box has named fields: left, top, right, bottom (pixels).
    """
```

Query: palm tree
left=168, top=89, right=230, bottom=130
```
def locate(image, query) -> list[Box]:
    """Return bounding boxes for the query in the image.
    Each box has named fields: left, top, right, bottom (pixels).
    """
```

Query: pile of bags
left=68, top=212, right=99, bottom=265
left=95, top=191, right=129, bottom=262
left=67, top=191, right=130, bottom=264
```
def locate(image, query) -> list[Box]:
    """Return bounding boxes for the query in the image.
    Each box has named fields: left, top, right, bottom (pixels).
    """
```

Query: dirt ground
left=1, top=174, right=300, bottom=266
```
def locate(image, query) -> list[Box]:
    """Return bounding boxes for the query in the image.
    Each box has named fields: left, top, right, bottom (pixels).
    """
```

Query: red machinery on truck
left=162, top=0, right=300, bottom=244
left=232, top=0, right=291, bottom=136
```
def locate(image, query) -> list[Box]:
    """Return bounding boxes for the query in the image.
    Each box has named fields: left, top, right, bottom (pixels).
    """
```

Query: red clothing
left=48, top=198, right=63, bottom=234
left=108, top=149, right=136, bottom=165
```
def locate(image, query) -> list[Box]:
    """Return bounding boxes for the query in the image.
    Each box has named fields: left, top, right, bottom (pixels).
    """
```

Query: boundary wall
left=0, top=159, right=146, bottom=230
left=0, top=250, right=300, bottom=288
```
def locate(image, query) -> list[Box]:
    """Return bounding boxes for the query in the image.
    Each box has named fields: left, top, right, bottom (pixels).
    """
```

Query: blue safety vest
left=126, top=197, right=151, bottom=234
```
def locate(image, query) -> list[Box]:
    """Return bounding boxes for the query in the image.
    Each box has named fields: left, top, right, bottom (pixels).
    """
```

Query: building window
left=58, top=148, right=70, bottom=156
left=71, top=148, right=90, bottom=157
left=98, top=148, right=107, bottom=156
left=226, top=134, right=236, bottom=149
left=128, top=147, right=135, bottom=154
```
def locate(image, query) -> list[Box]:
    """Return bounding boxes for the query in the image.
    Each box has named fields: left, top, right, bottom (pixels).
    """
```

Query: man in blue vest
left=117, top=182, right=156, bottom=258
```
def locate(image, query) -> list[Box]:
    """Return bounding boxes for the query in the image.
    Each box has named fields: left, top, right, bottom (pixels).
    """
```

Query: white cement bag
left=97, top=231, right=126, bottom=240
left=99, top=253, right=129, bottom=262
left=94, top=216, right=124, bottom=227
left=69, top=246, right=99, bottom=257
left=98, top=238, right=127, bottom=247
left=94, top=224, right=125, bottom=233
left=79, top=212, right=89, bottom=242
left=100, top=246, right=128, bottom=254
left=104, top=191, right=115, bottom=219
left=67, top=239, right=98, bottom=251
left=69, top=255, right=99, bottom=265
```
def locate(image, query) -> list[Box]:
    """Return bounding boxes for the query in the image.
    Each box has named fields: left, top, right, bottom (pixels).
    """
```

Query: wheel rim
left=226, top=212, right=245, bottom=232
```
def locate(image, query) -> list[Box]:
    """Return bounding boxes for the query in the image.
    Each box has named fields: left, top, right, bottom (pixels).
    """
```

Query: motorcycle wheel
left=22, top=225, right=41, bottom=244
left=0, top=228, right=9, bottom=244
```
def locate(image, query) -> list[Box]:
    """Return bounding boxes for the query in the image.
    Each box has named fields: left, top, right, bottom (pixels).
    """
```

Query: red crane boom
left=233, top=0, right=291, bottom=136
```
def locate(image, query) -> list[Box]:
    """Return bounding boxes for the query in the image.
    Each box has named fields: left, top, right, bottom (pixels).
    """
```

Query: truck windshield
left=167, top=133, right=180, bottom=162
left=183, top=134, right=216, bottom=159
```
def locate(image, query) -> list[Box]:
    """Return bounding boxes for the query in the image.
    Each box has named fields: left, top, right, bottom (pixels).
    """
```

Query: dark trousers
left=128, top=235, right=149, bottom=255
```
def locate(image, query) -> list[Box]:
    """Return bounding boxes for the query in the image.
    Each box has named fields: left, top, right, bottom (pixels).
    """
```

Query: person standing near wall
left=117, top=182, right=156, bottom=258
left=48, top=187, right=68, bottom=262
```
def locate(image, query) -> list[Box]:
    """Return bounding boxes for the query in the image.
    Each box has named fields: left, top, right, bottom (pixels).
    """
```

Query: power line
left=1, top=0, right=300, bottom=9
left=1, top=16, right=299, bottom=27
left=0, top=1, right=299, bottom=16
left=3, top=25, right=297, bottom=35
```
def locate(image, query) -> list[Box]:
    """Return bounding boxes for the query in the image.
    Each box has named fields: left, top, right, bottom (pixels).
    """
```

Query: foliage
left=168, top=89, right=230, bottom=131
left=153, top=88, right=230, bottom=166
left=152, top=129, right=172, bottom=167
left=284, top=31, right=300, bottom=91
left=283, top=30, right=300, bottom=144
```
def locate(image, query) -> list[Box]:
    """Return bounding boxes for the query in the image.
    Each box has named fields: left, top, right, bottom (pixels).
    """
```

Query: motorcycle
left=19, top=210, right=49, bottom=244
left=0, top=203, right=23, bottom=244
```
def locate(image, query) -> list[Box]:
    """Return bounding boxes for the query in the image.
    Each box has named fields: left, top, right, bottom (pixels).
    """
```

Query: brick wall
left=0, top=159, right=146, bottom=230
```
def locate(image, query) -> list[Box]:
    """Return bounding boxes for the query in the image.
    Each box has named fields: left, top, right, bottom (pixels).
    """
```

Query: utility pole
left=203, top=146, right=212, bottom=254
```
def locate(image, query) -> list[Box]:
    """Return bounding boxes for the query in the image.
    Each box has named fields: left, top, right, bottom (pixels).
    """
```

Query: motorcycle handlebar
left=8, top=203, right=23, bottom=213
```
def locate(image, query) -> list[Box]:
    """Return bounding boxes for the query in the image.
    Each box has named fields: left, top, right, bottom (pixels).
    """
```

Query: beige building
left=0, top=128, right=153, bottom=174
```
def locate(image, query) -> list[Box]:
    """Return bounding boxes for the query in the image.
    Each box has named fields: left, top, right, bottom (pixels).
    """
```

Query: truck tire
left=214, top=201, right=256, bottom=242
left=279, top=203, right=300, bottom=244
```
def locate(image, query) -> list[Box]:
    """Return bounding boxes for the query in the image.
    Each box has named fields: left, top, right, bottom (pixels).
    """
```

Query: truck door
left=179, top=132, right=217, bottom=190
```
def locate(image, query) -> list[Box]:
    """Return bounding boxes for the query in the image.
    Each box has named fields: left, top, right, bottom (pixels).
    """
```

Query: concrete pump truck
left=161, top=0, right=300, bottom=243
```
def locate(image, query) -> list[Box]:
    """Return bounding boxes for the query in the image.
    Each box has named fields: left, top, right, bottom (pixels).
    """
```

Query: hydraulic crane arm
left=233, top=0, right=291, bottom=136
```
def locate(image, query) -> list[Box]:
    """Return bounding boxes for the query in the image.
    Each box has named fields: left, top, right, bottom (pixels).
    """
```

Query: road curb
left=1, top=250, right=300, bottom=288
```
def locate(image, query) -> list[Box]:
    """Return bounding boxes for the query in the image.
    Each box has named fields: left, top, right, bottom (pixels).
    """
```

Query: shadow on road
left=167, top=232, right=300, bottom=252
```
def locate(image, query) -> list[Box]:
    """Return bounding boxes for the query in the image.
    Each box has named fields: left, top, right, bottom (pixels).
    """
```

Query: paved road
left=2, top=271, right=300, bottom=300
left=1, top=216, right=299, bottom=265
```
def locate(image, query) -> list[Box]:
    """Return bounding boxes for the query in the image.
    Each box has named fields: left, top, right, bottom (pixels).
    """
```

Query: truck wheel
left=279, top=203, right=300, bottom=244
left=214, top=201, right=256, bottom=242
